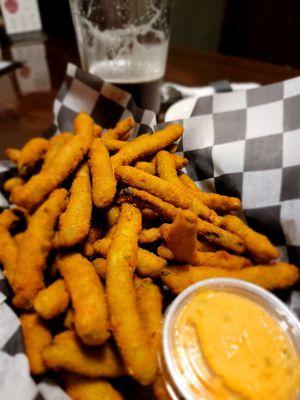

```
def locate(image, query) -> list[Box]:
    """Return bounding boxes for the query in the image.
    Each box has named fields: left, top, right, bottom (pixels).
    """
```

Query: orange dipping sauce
left=163, top=280, right=300, bottom=400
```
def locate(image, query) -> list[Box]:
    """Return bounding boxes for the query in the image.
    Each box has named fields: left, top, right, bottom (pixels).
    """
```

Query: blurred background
left=1, top=0, right=299, bottom=68
left=172, top=0, right=300, bottom=68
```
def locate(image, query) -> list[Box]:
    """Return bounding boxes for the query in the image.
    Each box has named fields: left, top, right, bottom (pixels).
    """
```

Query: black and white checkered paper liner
left=0, top=64, right=300, bottom=399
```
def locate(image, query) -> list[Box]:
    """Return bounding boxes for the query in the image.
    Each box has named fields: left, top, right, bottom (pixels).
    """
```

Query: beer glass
left=69, top=0, right=172, bottom=113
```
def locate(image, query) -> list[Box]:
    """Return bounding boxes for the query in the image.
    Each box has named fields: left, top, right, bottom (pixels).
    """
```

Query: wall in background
left=170, top=0, right=226, bottom=51
left=220, top=0, right=300, bottom=68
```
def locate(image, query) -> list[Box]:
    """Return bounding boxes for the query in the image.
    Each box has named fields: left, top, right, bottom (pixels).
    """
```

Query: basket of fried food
left=1, top=112, right=299, bottom=400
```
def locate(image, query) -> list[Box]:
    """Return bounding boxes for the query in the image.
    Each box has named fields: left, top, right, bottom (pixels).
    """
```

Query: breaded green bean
left=161, top=263, right=299, bottom=294
left=172, top=154, right=189, bottom=169
left=63, top=309, right=75, bottom=330
left=220, top=215, right=280, bottom=263
left=42, top=330, right=124, bottom=377
left=151, top=153, right=187, bottom=170
left=17, top=137, right=49, bottom=175
left=11, top=189, right=68, bottom=309
left=57, top=163, right=92, bottom=247
left=93, top=238, right=117, bottom=258
left=0, top=226, right=18, bottom=286
left=6, top=148, right=21, bottom=164
left=135, top=161, right=156, bottom=175
left=139, top=227, right=161, bottom=244
left=162, top=211, right=198, bottom=263
left=134, top=277, right=163, bottom=355
left=81, top=226, right=103, bottom=257
left=93, top=123, right=102, bottom=137
left=42, top=132, right=73, bottom=170
left=191, top=250, right=251, bottom=269
left=58, top=253, right=110, bottom=345
left=179, top=173, right=241, bottom=213
left=157, top=245, right=174, bottom=261
left=106, top=204, right=157, bottom=385
left=20, top=313, right=52, bottom=375
left=0, top=209, right=19, bottom=229
left=102, top=138, right=128, bottom=152
left=115, top=166, right=190, bottom=210
left=89, top=138, right=116, bottom=208
left=34, top=279, right=70, bottom=320
left=196, top=218, right=245, bottom=254
left=102, top=116, right=135, bottom=140
left=3, top=177, right=24, bottom=193
left=135, top=248, right=167, bottom=278
left=92, top=258, right=107, bottom=280
left=156, top=151, right=217, bottom=222
left=63, top=373, right=124, bottom=400
left=118, top=187, right=179, bottom=220
left=106, top=206, right=120, bottom=227
left=111, top=125, right=183, bottom=169
left=94, top=236, right=167, bottom=278
left=135, top=275, right=169, bottom=400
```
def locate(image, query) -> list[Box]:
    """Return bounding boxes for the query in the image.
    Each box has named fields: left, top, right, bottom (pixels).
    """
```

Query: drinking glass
left=69, top=0, right=173, bottom=113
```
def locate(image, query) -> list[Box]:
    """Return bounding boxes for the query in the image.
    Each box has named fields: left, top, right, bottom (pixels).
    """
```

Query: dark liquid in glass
left=115, top=78, right=163, bottom=114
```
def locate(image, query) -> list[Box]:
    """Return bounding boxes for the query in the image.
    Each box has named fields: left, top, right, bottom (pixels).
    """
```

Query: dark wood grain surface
left=0, top=37, right=299, bottom=157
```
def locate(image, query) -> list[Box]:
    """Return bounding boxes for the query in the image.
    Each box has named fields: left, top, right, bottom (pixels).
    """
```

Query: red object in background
left=19, top=65, right=31, bottom=79
left=4, top=0, right=18, bottom=14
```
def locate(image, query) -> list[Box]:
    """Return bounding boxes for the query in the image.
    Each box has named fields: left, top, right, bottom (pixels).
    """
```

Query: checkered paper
left=53, top=64, right=156, bottom=135
left=0, top=64, right=300, bottom=399
left=172, top=80, right=300, bottom=268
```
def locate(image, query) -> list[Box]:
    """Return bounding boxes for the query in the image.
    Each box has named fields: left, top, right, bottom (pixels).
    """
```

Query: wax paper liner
left=0, top=64, right=299, bottom=399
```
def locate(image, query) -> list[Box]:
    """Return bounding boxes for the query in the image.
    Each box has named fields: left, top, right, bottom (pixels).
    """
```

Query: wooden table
left=0, top=36, right=299, bottom=158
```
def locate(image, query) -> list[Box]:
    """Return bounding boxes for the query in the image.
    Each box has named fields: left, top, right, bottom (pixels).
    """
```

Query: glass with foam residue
left=69, top=0, right=173, bottom=113
left=162, top=278, right=300, bottom=400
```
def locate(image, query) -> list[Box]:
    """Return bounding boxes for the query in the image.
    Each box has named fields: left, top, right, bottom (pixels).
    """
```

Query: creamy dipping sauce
left=171, top=290, right=300, bottom=400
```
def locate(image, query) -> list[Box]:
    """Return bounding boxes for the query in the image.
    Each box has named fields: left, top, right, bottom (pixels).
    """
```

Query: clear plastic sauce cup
left=162, top=278, right=300, bottom=400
